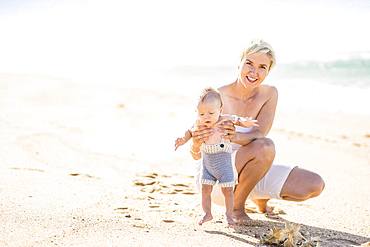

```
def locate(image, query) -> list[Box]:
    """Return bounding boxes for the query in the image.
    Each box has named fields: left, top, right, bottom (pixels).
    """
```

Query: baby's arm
left=174, top=129, right=192, bottom=151
left=221, top=114, right=259, bottom=128
left=236, top=116, right=259, bottom=128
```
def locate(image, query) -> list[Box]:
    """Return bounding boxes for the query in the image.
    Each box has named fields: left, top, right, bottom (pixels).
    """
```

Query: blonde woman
left=191, top=40, right=325, bottom=223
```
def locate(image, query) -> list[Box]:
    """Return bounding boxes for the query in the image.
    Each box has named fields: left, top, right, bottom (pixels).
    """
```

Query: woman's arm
left=231, top=87, right=278, bottom=146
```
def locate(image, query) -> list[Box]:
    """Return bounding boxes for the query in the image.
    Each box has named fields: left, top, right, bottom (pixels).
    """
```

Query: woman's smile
left=246, top=75, right=258, bottom=83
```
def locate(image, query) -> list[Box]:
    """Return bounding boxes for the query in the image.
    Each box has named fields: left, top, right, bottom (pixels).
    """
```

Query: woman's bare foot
left=198, top=213, right=213, bottom=225
left=252, top=199, right=271, bottom=213
left=252, top=199, right=286, bottom=220
left=232, top=209, right=251, bottom=224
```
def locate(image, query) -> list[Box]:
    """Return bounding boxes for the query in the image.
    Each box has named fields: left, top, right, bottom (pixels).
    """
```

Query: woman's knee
left=309, top=173, right=325, bottom=197
left=300, top=174, right=324, bottom=200
left=282, top=169, right=325, bottom=201
left=254, top=138, right=275, bottom=165
left=235, top=138, right=275, bottom=173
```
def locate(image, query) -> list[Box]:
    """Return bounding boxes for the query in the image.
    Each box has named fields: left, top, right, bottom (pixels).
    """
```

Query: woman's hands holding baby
left=191, top=124, right=214, bottom=148
left=216, top=119, right=236, bottom=141
left=217, top=115, right=258, bottom=141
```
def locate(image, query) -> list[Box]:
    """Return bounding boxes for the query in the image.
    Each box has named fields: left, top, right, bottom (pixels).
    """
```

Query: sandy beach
left=0, top=73, right=369, bottom=247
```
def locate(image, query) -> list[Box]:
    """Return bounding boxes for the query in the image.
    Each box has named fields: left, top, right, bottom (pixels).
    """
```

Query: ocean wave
left=274, top=57, right=370, bottom=88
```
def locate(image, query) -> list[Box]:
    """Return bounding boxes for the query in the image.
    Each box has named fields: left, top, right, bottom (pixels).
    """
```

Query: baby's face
left=197, top=100, right=222, bottom=127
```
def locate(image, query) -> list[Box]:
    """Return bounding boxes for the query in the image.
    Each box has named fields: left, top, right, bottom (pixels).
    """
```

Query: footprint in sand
left=117, top=103, right=125, bottom=109
left=143, top=173, right=159, bottom=179
left=133, top=180, right=157, bottom=186
left=171, top=183, right=189, bottom=187
left=113, top=207, right=129, bottom=213
left=133, top=172, right=196, bottom=196
left=132, top=223, right=151, bottom=229
left=10, top=167, right=45, bottom=173
left=140, top=185, right=161, bottom=193
left=69, top=173, right=99, bottom=179
left=114, top=207, right=129, bottom=210
left=114, top=207, right=132, bottom=218
left=181, top=191, right=196, bottom=195
left=162, top=220, right=175, bottom=223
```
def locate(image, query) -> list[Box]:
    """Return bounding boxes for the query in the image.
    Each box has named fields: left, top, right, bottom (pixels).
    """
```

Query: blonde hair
left=241, top=39, right=276, bottom=69
left=198, top=87, right=223, bottom=107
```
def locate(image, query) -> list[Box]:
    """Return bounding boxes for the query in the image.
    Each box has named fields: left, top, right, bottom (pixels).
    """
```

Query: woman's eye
left=200, top=114, right=204, bottom=116
left=209, top=113, right=214, bottom=115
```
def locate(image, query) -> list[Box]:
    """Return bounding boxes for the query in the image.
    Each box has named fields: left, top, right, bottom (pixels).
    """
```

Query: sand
left=0, top=74, right=369, bottom=246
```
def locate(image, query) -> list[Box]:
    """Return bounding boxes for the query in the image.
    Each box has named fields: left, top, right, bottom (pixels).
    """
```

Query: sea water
left=145, top=55, right=370, bottom=116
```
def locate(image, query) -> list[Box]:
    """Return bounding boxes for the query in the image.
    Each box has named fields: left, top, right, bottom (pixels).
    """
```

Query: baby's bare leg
left=199, top=184, right=213, bottom=225
left=222, top=187, right=236, bottom=226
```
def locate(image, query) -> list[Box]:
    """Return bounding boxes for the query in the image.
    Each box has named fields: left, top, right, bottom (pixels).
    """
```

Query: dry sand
left=0, top=74, right=369, bottom=246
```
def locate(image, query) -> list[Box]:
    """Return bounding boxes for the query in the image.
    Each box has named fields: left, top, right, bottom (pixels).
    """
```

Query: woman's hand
left=216, top=119, right=236, bottom=141
left=191, top=124, right=214, bottom=147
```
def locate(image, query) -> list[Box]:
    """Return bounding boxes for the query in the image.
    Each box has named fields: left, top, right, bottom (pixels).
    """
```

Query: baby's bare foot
left=198, top=213, right=213, bottom=225
left=226, top=213, right=236, bottom=227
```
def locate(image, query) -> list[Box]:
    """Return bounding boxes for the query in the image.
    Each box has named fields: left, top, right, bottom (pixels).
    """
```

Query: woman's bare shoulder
left=260, top=84, right=278, bottom=98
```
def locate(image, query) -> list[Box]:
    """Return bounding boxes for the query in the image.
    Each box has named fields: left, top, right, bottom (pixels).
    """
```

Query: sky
left=0, top=0, right=369, bottom=80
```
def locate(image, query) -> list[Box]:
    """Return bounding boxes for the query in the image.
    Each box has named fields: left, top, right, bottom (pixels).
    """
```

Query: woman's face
left=237, top=52, right=271, bottom=89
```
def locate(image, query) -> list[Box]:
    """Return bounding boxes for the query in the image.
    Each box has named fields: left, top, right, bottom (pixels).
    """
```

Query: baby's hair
left=198, top=87, right=223, bottom=107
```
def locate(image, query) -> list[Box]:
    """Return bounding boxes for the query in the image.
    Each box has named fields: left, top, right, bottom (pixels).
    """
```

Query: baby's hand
left=223, top=115, right=258, bottom=127
left=175, top=137, right=187, bottom=151
left=221, top=114, right=238, bottom=122
left=238, top=117, right=259, bottom=128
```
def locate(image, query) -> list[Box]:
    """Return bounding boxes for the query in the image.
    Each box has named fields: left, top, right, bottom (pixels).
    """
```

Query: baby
left=175, top=88, right=258, bottom=226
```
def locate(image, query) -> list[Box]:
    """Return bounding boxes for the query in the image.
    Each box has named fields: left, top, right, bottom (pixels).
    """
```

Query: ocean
left=153, top=56, right=370, bottom=116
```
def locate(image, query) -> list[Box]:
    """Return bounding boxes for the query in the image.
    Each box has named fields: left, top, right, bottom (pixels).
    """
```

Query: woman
left=190, top=40, right=325, bottom=223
